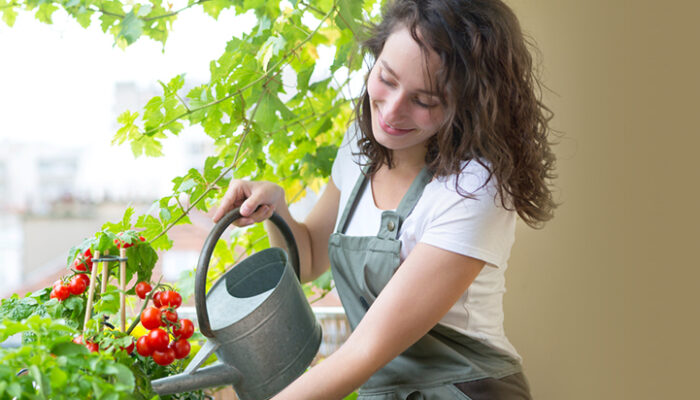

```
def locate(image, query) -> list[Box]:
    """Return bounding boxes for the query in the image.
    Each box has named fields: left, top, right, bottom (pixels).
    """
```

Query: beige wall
left=502, top=1, right=700, bottom=399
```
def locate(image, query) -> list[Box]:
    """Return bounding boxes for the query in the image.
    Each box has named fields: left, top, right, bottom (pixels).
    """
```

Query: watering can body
left=151, top=209, right=322, bottom=400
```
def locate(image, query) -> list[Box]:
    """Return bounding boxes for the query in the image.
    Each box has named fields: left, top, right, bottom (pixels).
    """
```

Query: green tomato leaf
left=74, top=9, right=93, bottom=28
left=49, top=367, right=68, bottom=390
left=113, top=110, right=140, bottom=145
left=202, top=0, right=234, bottom=18
left=36, top=3, right=59, bottom=24
left=256, top=35, right=287, bottom=71
left=102, top=363, right=135, bottom=391
left=118, top=10, right=144, bottom=45
left=51, top=341, right=89, bottom=357
left=1, top=4, right=18, bottom=27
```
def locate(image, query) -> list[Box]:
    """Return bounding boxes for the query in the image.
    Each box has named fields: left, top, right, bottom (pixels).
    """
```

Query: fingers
left=213, top=181, right=247, bottom=222
left=213, top=179, right=279, bottom=226
left=231, top=205, right=274, bottom=227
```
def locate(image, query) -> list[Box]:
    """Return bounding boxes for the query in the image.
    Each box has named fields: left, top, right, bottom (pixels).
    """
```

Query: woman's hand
left=212, top=180, right=285, bottom=226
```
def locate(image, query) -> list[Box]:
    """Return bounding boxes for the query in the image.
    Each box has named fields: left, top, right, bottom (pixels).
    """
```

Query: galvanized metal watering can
left=151, top=208, right=322, bottom=400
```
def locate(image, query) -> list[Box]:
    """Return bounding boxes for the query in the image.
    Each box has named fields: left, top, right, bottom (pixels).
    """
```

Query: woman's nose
left=382, top=91, right=406, bottom=122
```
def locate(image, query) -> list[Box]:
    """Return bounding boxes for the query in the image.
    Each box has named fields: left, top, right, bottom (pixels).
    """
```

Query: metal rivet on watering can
left=151, top=207, right=322, bottom=400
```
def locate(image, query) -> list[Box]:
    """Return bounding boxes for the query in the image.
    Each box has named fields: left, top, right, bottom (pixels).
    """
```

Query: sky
left=0, top=5, right=258, bottom=201
left=0, top=6, right=253, bottom=146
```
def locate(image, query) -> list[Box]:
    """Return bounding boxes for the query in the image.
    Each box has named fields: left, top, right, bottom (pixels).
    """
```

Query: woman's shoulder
left=433, top=159, right=500, bottom=200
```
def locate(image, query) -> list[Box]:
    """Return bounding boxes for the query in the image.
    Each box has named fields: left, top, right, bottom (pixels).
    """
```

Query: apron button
left=387, top=221, right=395, bottom=231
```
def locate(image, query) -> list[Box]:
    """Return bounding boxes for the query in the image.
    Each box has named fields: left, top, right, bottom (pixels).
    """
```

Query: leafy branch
left=139, top=2, right=338, bottom=138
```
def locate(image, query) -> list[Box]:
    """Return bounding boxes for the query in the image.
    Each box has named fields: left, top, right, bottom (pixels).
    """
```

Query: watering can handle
left=194, top=207, right=301, bottom=338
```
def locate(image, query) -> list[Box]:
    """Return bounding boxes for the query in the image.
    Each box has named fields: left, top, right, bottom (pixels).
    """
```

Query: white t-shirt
left=331, top=125, right=521, bottom=361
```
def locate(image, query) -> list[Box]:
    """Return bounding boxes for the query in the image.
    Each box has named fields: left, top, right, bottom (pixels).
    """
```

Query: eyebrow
left=380, top=60, right=439, bottom=97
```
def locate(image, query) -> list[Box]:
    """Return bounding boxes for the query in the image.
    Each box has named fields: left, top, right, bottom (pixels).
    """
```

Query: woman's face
left=367, top=26, right=445, bottom=163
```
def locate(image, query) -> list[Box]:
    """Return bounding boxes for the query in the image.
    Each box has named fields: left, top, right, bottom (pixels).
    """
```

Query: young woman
left=213, top=0, right=556, bottom=398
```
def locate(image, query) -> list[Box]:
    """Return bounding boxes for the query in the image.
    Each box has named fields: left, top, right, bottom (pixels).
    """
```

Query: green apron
left=329, top=166, right=526, bottom=399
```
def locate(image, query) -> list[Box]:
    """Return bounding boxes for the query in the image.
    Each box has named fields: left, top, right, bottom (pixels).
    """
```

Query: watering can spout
left=151, top=339, right=242, bottom=396
left=151, top=362, right=242, bottom=395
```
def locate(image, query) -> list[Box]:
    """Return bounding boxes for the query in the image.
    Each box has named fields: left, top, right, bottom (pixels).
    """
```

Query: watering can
left=151, top=208, right=322, bottom=400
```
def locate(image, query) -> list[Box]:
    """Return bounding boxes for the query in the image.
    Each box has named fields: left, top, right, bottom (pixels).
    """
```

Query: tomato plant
left=0, top=230, right=206, bottom=399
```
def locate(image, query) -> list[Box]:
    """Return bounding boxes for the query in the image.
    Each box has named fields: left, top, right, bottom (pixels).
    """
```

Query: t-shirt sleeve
left=331, top=124, right=360, bottom=189
left=419, top=169, right=516, bottom=268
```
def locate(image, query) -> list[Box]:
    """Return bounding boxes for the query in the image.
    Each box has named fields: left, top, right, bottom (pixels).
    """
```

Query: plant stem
left=125, top=277, right=162, bottom=335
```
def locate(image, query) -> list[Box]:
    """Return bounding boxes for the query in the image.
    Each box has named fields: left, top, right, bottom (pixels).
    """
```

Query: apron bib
left=328, top=166, right=528, bottom=400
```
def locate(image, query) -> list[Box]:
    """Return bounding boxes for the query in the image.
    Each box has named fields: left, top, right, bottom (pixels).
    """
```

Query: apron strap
left=336, top=165, right=433, bottom=237
left=395, top=166, right=433, bottom=224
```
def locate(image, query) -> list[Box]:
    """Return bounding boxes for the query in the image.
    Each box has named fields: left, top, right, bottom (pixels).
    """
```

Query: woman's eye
left=414, top=98, right=437, bottom=108
left=379, top=74, right=396, bottom=87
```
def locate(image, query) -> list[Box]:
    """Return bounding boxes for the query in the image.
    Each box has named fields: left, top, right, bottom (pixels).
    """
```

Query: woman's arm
left=272, top=243, right=485, bottom=400
left=213, top=178, right=340, bottom=283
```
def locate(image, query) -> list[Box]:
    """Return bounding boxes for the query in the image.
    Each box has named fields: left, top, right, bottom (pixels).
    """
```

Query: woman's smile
left=376, top=108, right=414, bottom=136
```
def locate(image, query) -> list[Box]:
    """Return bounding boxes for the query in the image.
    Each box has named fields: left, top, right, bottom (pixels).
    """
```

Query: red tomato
left=173, top=318, right=194, bottom=340
left=73, top=335, right=97, bottom=352
left=152, top=348, right=175, bottom=366
left=75, top=273, right=90, bottom=288
left=136, top=335, right=153, bottom=357
left=161, top=290, right=182, bottom=309
left=73, top=258, right=87, bottom=272
left=152, top=291, right=163, bottom=308
left=140, top=307, right=162, bottom=330
left=51, top=284, right=70, bottom=301
left=83, top=248, right=92, bottom=258
left=139, top=236, right=146, bottom=242
left=161, top=308, right=178, bottom=325
left=121, top=339, right=135, bottom=355
left=170, top=338, right=191, bottom=359
left=146, top=329, right=170, bottom=352
left=135, top=281, right=152, bottom=299
left=85, top=341, right=99, bottom=353
left=68, top=274, right=88, bottom=295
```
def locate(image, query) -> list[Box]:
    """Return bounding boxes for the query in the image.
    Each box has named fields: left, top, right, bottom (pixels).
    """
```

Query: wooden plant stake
left=83, top=251, right=100, bottom=333
left=99, top=250, right=109, bottom=332
left=119, top=247, right=127, bottom=332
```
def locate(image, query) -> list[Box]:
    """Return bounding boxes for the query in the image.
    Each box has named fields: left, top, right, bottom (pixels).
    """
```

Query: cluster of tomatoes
left=50, top=249, right=94, bottom=301
left=115, top=234, right=146, bottom=249
left=134, top=282, right=194, bottom=366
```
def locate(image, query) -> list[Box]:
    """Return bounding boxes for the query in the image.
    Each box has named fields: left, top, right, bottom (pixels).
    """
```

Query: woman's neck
left=386, top=146, right=428, bottom=174
left=371, top=149, right=429, bottom=210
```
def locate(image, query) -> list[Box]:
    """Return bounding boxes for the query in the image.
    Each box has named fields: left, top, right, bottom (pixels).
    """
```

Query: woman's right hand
left=212, top=179, right=285, bottom=227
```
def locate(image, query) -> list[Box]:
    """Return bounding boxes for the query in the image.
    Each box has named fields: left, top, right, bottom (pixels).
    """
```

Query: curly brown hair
left=354, top=0, right=557, bottom=228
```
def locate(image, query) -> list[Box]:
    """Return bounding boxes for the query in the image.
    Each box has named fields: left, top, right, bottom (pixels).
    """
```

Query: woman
left=213, top=0, right=556, bottom=398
